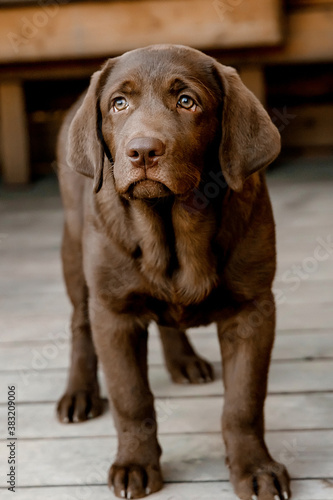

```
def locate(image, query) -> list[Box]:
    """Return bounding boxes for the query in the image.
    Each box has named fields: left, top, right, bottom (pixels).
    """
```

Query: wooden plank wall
left=0, top=0, right=282, bottom=63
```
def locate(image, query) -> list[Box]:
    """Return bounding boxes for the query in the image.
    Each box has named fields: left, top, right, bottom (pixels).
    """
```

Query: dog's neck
left=128, top=195, right=220, bottom=305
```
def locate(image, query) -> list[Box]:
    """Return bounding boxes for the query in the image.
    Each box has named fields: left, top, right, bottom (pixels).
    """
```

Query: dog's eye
left=177, top=95, right=196, bottom=110
left=113, top=97, right=129, bottom=112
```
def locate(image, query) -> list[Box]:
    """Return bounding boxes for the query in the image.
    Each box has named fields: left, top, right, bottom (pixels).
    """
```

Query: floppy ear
left=66, top=59, right=115, bottom=193
left=215, top=63, right=281, bottom=192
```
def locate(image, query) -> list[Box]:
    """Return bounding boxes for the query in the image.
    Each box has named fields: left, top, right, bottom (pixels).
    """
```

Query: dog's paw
left=167, top=354, right=214, bottom=384
left=109, top=463, right=163, bottom=498
left=232, top=460, right=291, bottom=500
left=57, top=389, right=103, bottom=423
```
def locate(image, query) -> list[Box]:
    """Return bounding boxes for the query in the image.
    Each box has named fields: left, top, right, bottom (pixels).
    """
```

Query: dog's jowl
left=56, top=44, right=290, bottom=500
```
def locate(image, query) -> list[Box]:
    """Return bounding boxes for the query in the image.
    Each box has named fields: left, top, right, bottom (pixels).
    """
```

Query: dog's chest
left=137, top=236, right=220, bottom=308
left=129, top=200, right=220, bottom=307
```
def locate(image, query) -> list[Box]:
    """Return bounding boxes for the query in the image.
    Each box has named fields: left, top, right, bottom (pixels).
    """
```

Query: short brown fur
left=57, top=45, right=290, bottom=500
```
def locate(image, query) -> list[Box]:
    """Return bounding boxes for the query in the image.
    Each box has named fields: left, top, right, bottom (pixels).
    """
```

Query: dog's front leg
left=89, top=298, right=163, bottom=499
left=217, top=293, right=290, bottom=500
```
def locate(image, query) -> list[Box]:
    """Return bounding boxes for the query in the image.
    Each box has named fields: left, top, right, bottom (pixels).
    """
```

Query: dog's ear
left=67, top=59, right=115, bottom=193
left=215, top=63, right=280, bottom=192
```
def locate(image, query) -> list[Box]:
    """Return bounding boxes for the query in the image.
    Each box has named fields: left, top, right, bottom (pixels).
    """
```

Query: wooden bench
left=0, top=0, right=332, bottom=183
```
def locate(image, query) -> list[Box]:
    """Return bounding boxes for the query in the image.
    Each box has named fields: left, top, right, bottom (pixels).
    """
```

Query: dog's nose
left=126, top=137, right=165, bottom=168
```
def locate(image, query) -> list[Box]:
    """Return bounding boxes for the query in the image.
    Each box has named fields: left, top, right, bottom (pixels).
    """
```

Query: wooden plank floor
left=1, top=157, right=333, bottom=499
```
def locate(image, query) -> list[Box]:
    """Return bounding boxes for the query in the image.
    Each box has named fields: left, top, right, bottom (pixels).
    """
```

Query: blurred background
left=0, top=0, right=333, bottom=184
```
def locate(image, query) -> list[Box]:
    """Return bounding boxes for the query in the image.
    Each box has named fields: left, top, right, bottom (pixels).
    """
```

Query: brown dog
left=57, top=44, right=290, bottom=500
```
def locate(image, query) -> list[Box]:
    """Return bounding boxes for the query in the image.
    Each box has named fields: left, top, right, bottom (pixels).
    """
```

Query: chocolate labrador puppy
left=57, top=44, right=290, bottom=500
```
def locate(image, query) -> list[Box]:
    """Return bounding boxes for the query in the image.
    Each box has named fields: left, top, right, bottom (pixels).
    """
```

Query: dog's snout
left=126, top=137, right=165, bottom=168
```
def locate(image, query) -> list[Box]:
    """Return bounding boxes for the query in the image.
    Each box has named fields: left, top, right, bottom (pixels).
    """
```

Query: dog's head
left=67, top=45, right=280, bottom=198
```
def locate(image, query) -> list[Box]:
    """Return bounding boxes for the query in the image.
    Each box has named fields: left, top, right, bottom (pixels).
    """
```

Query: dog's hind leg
left=158, top=325, right=214, bottom=384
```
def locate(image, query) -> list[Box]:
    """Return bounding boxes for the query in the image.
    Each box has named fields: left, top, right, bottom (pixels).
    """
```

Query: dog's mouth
left=126, top=180, right=172, bottom=200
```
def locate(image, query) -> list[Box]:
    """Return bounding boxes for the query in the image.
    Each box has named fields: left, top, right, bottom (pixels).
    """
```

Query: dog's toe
left=168, top=355, right=214, bottom=384
left=232, top=460, right=290, bottom=500
left=109, top=463, right=162, bottom=498
left=57, top=390, right=103, bottom=423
